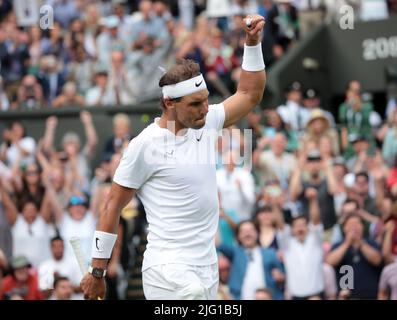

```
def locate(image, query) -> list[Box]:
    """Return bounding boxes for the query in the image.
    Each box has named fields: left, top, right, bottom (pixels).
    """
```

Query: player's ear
left=163, top=97, right=175, bottom=111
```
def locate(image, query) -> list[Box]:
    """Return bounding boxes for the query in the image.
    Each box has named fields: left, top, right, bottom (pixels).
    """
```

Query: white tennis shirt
left=113, top=104, right=225, bottom=270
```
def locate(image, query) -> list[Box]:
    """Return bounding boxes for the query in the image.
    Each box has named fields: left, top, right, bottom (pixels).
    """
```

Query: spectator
left=48, top=0, right=80, bottom=29
left=378, top=258, right=397, bottom=300
left=38, top=236, right=81, bottom=295
left=218, top=220, right=285, bottom=300
left=67, top=45, right=94, bottom=96
left=339, top=80, right=374, bottom=157
left=218, top=193, right=240, bottom=247
left=1, top=183, right=55, bottom=267
left=57, top=194, right=97, bottom=263
left=103, top=113, right=133, bottom=159
left=96, top=15, right=126, bottom=65
left=217, top=254, right=233, bottom=300
left=382, top=109, right=397, bottom=167
left=254, top=204, right=280, bottom=250
left=43, top=111, right=98, bottom=191
left=37, top=55, right=66, bottom=106
left=277, top=81, right=305, bottom=131
left=301, top=109, right=340, bottom=157
left=1, top=255, right=42, bottom=300
left=326, top=214, right=383, bottom=299
left=381, top=205, right=397, bottom=264
left=217, top=150, right=256, bottom=220
left=52, top=82, right=85, bottom=108
left=353, top=172, right=381, bottom=217
left=275, top=185, right=325, bottom=300
left=85, top=67, right=116, bottom=107
left=0, top=75, right=10, bottom=110
left=256, top=133, right=296, bottom=190
left=294, top=0, right=326, bottom=37
left=0, top=121, right=36, bottom=169
left=290, top=149, right=337, bottom=233
left=0, top=179, right=12, bottom=260
left=108, top=50, right=137, bottom=105
left=16, top=75, right=44, bottom=109
left=49, top=276, right=74, bottom=300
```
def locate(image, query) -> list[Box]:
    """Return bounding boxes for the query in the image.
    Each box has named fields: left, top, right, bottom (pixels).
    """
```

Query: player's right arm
left=81, top=182, right=135, bottom=300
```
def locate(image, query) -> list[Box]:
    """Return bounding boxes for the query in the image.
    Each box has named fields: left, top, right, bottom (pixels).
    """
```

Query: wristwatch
left=88, top=266, right=107, bottom=279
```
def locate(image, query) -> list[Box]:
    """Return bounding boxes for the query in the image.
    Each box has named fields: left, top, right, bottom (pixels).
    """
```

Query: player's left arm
left=223, top=15, right=266, bottom=128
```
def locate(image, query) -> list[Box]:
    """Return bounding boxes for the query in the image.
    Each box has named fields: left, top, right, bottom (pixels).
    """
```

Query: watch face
left=92, top=268, right=104, bottom=278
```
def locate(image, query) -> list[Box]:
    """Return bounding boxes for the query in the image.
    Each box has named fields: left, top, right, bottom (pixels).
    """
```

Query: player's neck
left=158, top=115, right=187, bottom=136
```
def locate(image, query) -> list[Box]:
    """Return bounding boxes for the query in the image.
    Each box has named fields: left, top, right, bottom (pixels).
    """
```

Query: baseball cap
left=10, top=256, right=31, bottom=270
left=348, top=133, right=367, bottom=144
left=68, top=195, right=89, bottom=207
left=304, top=88, right=319, bottom=99
left=286, top=81, right=302, bottom=93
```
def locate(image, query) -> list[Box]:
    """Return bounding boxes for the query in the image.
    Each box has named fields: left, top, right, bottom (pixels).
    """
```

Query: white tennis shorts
left=142, top=263, right=219, bottom=300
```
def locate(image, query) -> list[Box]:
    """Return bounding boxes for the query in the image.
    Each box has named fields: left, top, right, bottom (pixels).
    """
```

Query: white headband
left=162, top=74, right=207, bottom=99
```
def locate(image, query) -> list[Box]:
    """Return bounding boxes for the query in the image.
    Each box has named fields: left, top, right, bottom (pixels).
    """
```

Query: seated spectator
left=16, top=75, right=44, bottom=109
left=277, top=81, right=305, bottom=132
left=301, top=88, right=335, bottom=127
left=0, top=121, right=36, bottom=168
left=275, top=187, right=325, bottom=300
left=85, top=67, right=116, bottom=107
left=67, top=45, right=94, bottom=96
left=0, top=75, right=10, bottom=110
left=218, top=220, right=285, bottom=300
left=103, top=113, right=133, bottom=159
left=48, top=276, right=75, bottom=300
left=2, top=256, right=42, bottom=300
left=52, top=82, right=85, bottom=108
left=381, top=203, right=397, bottom=264
left=327, top=214, right=383, bottom=299
left=38, top=236, right=81, bottom=297
left=353, top=172, right=381, bottom=217
left=37, top=55, right=65, bottom=106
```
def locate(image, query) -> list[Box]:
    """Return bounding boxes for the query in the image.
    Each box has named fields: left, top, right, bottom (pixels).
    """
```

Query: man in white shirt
left=217, top=150, right=256, bottom=220
left=275, top=187, right=325, bottom=299
left=38, top=236, right=82, bottom=295
left=81, top=14, right=267, bottom=300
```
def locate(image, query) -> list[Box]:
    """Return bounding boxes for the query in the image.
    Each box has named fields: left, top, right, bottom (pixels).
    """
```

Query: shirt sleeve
left=113, top=136, right=154, bottom=189
left=277, top=225, right=292, bottom=250
left=205, top=103, right=225, bottom=132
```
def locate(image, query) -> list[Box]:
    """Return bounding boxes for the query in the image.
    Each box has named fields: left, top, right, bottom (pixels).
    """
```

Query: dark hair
left=50, top=236, right=64, bottom=244
left=159, top=59, right=201, bottom=109
left=291, top=214, right=309, bottom=225
left=236, top=220, right=260, bottom=246
left=343, top=198, right=359, bottom=210
left=54, top=276, right=70, bottom=289
left=18, top=197, right=40, bottom=213
left=355, top=171, right=369, bottom=182
left=342, top=213, right=364, bottom=229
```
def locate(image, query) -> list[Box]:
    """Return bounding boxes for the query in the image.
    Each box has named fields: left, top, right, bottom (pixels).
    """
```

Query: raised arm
left=223, top=15, right=266, bottom=128
left=81, top=182, right=135, bottom=300
left=0, top=178, right=18, bottom=226
left=80, top=111, right=98, bottom=158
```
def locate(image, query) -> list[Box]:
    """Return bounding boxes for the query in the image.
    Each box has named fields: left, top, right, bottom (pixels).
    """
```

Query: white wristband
left=241, top=43, right=265, bottom=72
left=91, top=231, right=118, bottom=259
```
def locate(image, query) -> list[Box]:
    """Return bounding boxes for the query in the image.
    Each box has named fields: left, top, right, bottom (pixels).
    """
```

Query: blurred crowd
left=1, top=0, right=397, bottom=110
left=1, top=0, right=397, bottom=301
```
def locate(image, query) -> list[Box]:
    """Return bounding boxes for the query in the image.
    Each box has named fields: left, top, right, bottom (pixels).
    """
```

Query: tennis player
left=81, top=14, right=266, bottom=300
